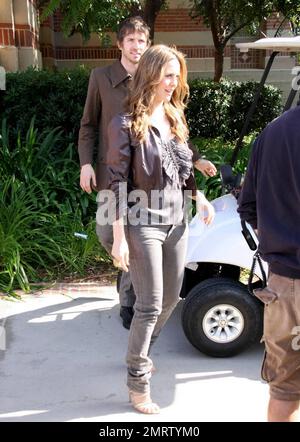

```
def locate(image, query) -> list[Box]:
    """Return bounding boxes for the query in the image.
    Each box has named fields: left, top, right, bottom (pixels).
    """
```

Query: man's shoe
left=120, top=306, right=134, bottom=330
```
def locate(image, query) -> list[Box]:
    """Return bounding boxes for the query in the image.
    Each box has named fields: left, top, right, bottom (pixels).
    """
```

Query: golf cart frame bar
left=230, top=37, right=300, bottom=166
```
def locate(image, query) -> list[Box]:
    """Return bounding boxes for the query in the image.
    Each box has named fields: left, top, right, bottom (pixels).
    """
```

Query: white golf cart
left=181, top=37, right=300, bottom=357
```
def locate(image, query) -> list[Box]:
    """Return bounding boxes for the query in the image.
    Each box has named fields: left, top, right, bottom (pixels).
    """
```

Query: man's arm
left=78, top=69, right=101, bottom=193
left=188, top=142, right=217, bottom=177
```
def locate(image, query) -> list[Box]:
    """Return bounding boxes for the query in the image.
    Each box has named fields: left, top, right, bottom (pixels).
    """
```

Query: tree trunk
left=142, top=0, right=165, bottom=42
left=129, top=0, right=165, bottom=42
left=214, top=47, right=224, bottom=82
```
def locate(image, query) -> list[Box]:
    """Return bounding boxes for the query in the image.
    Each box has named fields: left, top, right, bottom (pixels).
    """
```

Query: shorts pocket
left=253, top=286, right=278, bottom=305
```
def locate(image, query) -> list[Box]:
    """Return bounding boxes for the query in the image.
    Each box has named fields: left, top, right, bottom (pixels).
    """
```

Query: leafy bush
left=1, top=68, right=282, bottom=146
left=0, top=177, right=108, bottom=294
left=225, top=81, right=282, bottom=139
left=0, top=121, right=109, bottom=294
left=1, top=67, right=90, bottom=145
left=0, top=178, right=62, bottom=293
left=193, top=135, right=254, bottom=201
left=187, top=79, right=232, bottom=139
left=0, top=118, right=92, bottom=219
left=187, top=78, right=282, bottom=140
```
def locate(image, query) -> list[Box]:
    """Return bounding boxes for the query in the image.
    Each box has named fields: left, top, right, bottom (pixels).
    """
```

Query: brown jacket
left=78, top=60, right=131, bottom=191
left=107, top=114, right=197, bottom=217
left=78, top=60, right=201, bottom=191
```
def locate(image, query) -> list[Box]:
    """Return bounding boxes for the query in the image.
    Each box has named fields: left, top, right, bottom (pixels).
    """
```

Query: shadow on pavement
left=0, top=289, right=265, bottom=422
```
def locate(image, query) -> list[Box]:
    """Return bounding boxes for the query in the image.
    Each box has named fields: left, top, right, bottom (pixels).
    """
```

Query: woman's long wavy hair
left=126, top=44, right=189, bottom=144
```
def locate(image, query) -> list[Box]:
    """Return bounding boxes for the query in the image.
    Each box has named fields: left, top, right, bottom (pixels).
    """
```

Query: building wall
left=0, top=0, right=42, bottom=72
left=0, top=0, right=298, bottom=101
left=40, top=1, right=297, bottom=83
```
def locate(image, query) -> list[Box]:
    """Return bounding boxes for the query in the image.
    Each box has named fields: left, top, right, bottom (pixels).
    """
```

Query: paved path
left=0, top=284, right=268, bottom=422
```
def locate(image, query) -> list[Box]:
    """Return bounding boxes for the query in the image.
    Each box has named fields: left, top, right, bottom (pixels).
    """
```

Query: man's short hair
left=117, top=16, right=150, bottom=44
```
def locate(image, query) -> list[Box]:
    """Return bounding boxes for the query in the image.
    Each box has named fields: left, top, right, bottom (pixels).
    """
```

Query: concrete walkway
left=0, top=283, right=269, bottom=422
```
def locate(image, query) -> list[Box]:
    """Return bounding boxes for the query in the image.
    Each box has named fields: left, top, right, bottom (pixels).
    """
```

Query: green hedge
left=186, top=78, right=282, bottom=140
left=1, top=68, right=282, bottom=144
left=0, top=120, right=108, bottom=294
left=1, top=67, right=90, bottom=145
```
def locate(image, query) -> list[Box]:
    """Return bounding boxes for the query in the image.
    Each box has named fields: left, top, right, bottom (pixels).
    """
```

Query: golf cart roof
left=236, top=36, right=300, bottom=52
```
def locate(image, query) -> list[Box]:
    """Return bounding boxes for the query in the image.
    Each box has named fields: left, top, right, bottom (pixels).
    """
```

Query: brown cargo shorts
left=254, top=271, right=300, bottom=401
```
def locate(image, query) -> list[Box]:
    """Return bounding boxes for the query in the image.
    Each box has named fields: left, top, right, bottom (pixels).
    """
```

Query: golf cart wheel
left=181, top=278, right=263, bottom=357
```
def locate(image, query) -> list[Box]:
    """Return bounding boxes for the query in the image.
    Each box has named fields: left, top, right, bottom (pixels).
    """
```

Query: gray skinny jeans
left=125, top=223, right=188, bottom=394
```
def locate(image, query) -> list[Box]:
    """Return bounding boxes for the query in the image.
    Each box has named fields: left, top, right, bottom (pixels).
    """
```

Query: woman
left=106, top=44, right=215, bottom=414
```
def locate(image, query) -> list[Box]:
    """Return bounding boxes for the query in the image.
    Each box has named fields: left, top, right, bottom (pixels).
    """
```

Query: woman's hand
left=112, top=237, right=130, bottom=272
left=196, top=192, right=215, bottom=225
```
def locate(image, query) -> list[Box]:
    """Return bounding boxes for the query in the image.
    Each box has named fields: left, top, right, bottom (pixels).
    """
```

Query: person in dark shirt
left=238, top=105, right=300, bottom=422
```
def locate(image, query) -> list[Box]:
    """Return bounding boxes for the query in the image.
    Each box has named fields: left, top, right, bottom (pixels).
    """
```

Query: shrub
left=193, top=135, right=254, bottom=201
left=0, top=177, right=108, bottom=295
left=0, top=118, right=92, bottom=219
left=186, top=78, right=282, bottom=140
left=0, top=178, right=62, bottom=293
left=1, top=66, right=90, bottom=145
left=1, top=68, right=282, bottom=146
left=0, top=121, right=109, bottom=294
left=225, top=80, right=282, bottom=139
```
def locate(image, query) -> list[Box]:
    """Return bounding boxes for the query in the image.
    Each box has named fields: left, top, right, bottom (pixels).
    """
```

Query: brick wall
left=51, top=8, right=208, bottom=33
left=0, top=24, right=15, bottom=46
left=37, top=6, right=296, bottom=70
left=155, top=9, right=208, bottom=32
left=231, top=46, right=265, bottom=69
left=0, top=23, right=39, bottom=49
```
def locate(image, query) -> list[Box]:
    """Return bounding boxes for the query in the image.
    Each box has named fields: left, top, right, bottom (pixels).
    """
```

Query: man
left=238, top=106, right=300, bottom=422
left=78, top=16, right=216, bottom=330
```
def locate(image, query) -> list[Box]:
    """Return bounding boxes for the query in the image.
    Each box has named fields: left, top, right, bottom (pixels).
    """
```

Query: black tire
left=181, top=278, right=263, bottom=357
left=180, top=263, right=240, bottom=298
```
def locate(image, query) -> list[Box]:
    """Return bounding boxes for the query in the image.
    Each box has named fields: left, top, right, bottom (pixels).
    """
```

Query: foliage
left=190, top=0, right=274, bottom=37
left=0, top=178, right=61, bottom=293
left=2, top=68, right=282, bottom=147
left=0, top=120, right=109, bottom=294
left=186, top=78, right=282, bottom=140
left=193, top=134, right=254, bottom=200
left=39, top=0, right=141, bottom=40
left=189, top=0, right=300, bottom=81
left=272, top=0, right=300, bottom=34
left=0, top=66, right=90, bottom=145
left=0, top=118, right=92, bottom=218
left=191, top=0, right=300, bottom=35
left=0, top=178, right=106, bottom=294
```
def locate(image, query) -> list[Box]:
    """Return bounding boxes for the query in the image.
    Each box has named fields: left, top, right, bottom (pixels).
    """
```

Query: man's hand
left=195, top=159, right=217, bottom=178
left=80, top=164, right=97, bottom=193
